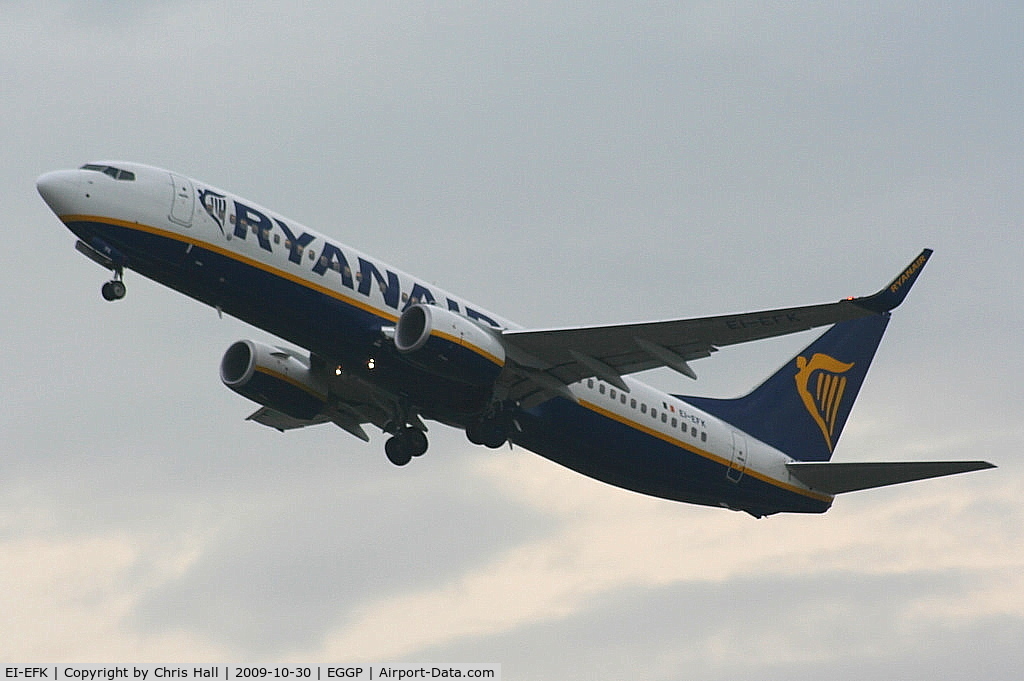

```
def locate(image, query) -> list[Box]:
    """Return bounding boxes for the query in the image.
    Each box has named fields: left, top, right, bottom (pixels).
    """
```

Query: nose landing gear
left=101, top=275, right=126, bottom=301
left=73, top=239, right=127, bottom=301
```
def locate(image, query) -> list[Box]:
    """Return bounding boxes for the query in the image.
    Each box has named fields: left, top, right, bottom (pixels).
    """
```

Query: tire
left=467, top=420, right=506, bottom=449
left=404, top=427, right=428, bottom=457
left=101, top=280, right=126, bottom=301
left=385, top=436, right=413, bottom=466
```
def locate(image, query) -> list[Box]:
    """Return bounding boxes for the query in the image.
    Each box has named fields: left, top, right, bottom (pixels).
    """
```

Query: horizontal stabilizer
left=786, top=460, right=995, bottom=494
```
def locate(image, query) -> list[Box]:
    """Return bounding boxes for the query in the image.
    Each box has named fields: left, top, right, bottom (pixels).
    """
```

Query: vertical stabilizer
left=681, top=313, right=891, bottom=461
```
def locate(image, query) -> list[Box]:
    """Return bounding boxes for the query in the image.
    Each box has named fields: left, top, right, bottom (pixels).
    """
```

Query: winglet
left=855, top=249, right=933, bottom=313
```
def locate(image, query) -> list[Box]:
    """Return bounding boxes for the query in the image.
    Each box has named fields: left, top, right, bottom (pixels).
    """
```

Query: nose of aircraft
left=36, top=169, right=82, bottom=216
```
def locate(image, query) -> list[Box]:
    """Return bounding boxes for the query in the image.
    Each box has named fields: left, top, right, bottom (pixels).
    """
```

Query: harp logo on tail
left=795, top=353, right=855, bottom=452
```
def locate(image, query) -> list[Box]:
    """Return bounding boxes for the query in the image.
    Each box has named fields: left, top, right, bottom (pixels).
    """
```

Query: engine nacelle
left=394, top=304, right=506, bottom=386
left=220, top=340, right=328, bottom=420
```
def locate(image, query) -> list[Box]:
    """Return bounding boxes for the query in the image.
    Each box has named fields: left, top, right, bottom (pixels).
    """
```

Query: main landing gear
left=379, top=401, right=516, bottom=467
left=466, top=406, right=515, bottom=449
left=101, top=269, right=126, bottom=301
left=385, top=426, right=428, bottom=466
left=466, top=419, right=508, bottom=449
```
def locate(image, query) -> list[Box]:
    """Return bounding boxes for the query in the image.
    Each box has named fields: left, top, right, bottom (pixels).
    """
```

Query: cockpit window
left=80, top=164, right=136, bottom=181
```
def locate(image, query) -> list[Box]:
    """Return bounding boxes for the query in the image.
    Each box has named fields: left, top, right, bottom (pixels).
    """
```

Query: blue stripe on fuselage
left=64, top=215, right=831, bottom=514
left=513, top=398, right=832, bottom=516
left=63, top=216, right=495, bottom=419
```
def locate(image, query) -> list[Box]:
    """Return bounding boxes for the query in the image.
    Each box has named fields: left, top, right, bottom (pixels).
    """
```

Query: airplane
left=36, top=161, right=994, bottom=517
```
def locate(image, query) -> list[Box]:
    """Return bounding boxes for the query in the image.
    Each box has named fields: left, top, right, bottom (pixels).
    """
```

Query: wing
left=498, top=250, right=932, bottom=406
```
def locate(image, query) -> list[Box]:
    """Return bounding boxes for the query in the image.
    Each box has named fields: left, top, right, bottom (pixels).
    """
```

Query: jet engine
left=220, top=340, right=328, bottom=420
left=393, top=304, right=506, bottom=386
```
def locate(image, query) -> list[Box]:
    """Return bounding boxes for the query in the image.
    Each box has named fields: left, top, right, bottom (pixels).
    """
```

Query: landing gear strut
left=385, top=426, right=428, bottom=466
left=101, top=269, right=126, bottom=301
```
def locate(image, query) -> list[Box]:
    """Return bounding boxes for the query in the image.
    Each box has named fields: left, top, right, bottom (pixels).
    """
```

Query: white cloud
left=307, top=453, right=1021, bottom=663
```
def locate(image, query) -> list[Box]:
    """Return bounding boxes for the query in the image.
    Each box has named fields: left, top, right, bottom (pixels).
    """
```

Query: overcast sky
left=2, top=1, right=1022, bottom=678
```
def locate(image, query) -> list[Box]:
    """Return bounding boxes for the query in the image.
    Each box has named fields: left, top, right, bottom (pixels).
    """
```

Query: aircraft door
left=727, top=431, right=748, bottom=483
left=169, top=173, right=195, bottom=227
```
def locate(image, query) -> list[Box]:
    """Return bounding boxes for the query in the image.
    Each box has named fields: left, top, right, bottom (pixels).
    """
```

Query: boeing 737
left=36, top=162, right=994, bottom=517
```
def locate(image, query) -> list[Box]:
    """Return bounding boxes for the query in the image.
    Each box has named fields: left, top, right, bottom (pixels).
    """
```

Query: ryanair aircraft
left=37, top=162, right=993, bottom=517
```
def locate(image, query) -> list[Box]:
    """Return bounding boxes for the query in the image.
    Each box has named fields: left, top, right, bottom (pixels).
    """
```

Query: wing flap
left=786, top=460, right=995, bottom=495
left=246, top=405, right=371, bottom=441
left=247, top=406, right=330, bottom=432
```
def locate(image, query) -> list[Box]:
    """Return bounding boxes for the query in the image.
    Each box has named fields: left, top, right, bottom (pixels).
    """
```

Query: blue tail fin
left=680, top=313, right=891, bottom=461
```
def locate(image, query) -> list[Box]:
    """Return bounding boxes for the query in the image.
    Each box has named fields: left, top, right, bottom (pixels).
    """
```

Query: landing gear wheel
left=385, top=427, right=428, bottom=466
left=101, top=279, right=126, bottom=301
left=406, top=428, right=428, bottom=457
left=466, top=420, right=507, bottom=449
left=385, top=437, right=413, bottom=466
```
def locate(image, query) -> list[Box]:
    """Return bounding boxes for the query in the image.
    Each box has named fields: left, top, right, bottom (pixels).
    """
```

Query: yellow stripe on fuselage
left=65, top=215, right=832, bottom=504
left=63, top=214, right=502, bottom=366
left=578, top=398, right=834, bottom=503
left=63, top=214, right=402, bottom=323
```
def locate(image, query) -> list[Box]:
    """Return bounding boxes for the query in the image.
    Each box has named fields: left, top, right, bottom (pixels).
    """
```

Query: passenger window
left=621, top=394, right=627, bottom=405
left=274, top=234, right=281, bottom=245
left=691, top=427, right=697, bottom=437
left=661, top=413, right=667, bottom=423
left=309, top=249, right=316, bottom=261
left=651, top=409, right=657, bottom=419
left=631, top=399, right=637, bottom=409
left=609, top=388, right=617, bottom=399
left=701, top=432, right=707, bottom=442
left=641, top=404, right=647, bottom=414
left=587, top=379, right=594, bottom=389
left=671, top=417, right=677, bottom=428
left=599, top=384, right=606, bottom=395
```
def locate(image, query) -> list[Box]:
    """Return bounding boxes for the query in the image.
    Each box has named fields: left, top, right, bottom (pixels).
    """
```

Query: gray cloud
left=128, top=453, right=552, bottom=654
left=417, top=571, right=1024, bottom=681
left=2, top=0, right=1021, bottom=675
